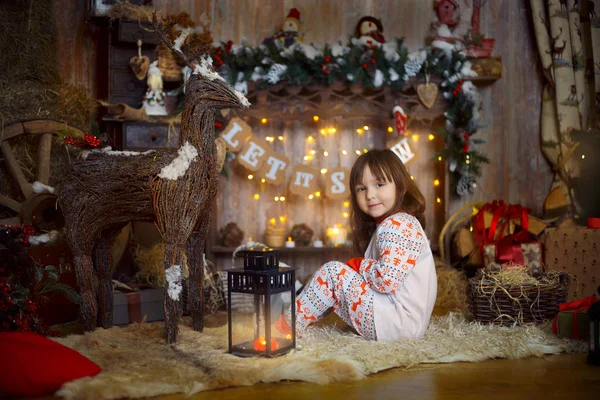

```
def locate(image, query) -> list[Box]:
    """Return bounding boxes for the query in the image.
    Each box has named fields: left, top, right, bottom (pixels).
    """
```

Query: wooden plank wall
left=54, top=1, right=552, bottom=267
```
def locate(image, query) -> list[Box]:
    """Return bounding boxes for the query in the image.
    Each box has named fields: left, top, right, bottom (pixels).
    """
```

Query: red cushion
left=0, top=331, right=101, bottom=397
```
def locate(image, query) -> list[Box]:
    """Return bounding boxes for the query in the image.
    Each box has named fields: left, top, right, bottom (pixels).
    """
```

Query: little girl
left=294, top=149, right=437, bottom=341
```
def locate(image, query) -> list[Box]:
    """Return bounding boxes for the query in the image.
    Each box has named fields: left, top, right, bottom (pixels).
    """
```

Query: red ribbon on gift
left=495, top=230, right=536, bottom=266
left=475, top=202, right=536, bottom=265
left=552, top=296, right=598, bottom=339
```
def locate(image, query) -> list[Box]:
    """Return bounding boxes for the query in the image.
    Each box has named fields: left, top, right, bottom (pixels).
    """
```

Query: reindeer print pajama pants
left=295, top=261, right=377, bottom=340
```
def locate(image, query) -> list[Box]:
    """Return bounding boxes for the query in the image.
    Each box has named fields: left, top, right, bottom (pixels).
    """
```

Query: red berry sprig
left=321, top=55, right=332, bottom=75
left=452, top=79, right=464, bottom=97
left=63, top=134, right=100, bottom=148
left=1, top=221, right=35, bottom=244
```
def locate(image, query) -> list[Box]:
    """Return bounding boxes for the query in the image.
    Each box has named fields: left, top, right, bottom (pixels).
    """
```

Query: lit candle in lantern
left=253, top=337, right=278, bottom=351
left=285, top=236, right=295, bottom=248
left=326, top=224, right=347, bottom=247
left=246, top=237, right=254, bottom=247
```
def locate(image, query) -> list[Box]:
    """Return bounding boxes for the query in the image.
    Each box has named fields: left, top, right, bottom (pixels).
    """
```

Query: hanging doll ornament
left=262, top=8, right=303, bottom=49
left=393, top=104, right=408, bottom=136
left=142, top=61, right=167, bottom=116
left=355, top=16, right=385, bottom=46
left=130, top=40, right=150, bottom=80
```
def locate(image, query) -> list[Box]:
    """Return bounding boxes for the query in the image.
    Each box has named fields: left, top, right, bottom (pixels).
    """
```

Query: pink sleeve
left=359, top=214, right=425, bottom=294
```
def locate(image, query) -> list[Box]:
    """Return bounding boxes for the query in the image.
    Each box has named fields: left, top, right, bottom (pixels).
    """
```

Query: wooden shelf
left=236, top=56, right=501, bottom=124
left=209, top=245, right=353, bottom=254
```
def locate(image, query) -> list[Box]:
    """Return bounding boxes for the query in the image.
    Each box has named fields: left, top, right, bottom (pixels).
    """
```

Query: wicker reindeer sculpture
left=59, top=15, right=249, bottom=343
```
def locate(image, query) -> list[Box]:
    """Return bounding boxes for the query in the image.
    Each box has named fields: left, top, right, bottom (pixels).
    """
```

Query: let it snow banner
left=220, top=117, right=350, bottom=199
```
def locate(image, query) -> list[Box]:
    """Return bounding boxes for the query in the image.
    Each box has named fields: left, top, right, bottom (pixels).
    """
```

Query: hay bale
left=432, top=260, right=469, bottom=317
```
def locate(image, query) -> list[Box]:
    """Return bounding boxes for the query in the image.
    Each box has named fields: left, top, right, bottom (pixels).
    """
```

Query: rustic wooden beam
left=0, top=141, right=32, bottom=199
left=0, top=194, right=22, bottom=213
left=0, top=217, right=20, bottom=227
left=37, top=133, right=53, bottom=185
left=1, top=119, right=85, bottom=141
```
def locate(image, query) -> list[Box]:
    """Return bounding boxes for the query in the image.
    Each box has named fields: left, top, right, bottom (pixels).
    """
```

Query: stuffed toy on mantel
left=262, top=8, right=303, bottom=48
left=355, top=16, right=385, bottom=45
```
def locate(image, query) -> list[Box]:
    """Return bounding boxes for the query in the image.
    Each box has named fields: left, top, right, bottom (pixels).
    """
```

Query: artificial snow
left=193, top=55, right=225, bottom=82
left=382, top=41, right=400, bottom=62
left=190, top=56, right=250, bottom=107
left=32, top=181, right=55, bottom=194
left=165, top=265, right=183, bottom=301
left=29, top=230, right=60, bottom=246
left=234, top=80, right=248, bottom=95
left=436, top=24, right=453, bottom=38
left=299, top=43, right=321, bottom=60
left=431, top=40, right=455, bottom=55
left=373, top=69, right=384, bottom=88
left=460, top=61, right=478, bottom=78
left=251, top=66, right=265, bottom=81
left=388, top=67, right=399, bottom=82
left=331, top=43, right=345, bottom=57
left=158, top=141, right=198, bottom=180
left=81, top=147, right=154, bottom=160
left=173, top=28, right=193, bottom=52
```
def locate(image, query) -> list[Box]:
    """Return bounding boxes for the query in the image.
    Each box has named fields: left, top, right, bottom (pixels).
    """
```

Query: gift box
left=544, top=227, right=600, bottom=301
left=556, top=310, right=590, bottom=341
left=113, top=287, right=165, bottom=325
left=483, top=236, right=543, bottom=271
left=475, top=202, right=544, bottom=271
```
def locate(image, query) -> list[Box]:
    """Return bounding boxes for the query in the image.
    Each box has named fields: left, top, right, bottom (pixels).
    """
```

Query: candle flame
left=253, top=337, right=278, bottom=351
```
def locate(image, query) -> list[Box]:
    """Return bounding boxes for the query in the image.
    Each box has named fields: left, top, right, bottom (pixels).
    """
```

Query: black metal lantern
left=227, top=248, right=296, bottom=357
left=588, top=295, right=600, bottom=366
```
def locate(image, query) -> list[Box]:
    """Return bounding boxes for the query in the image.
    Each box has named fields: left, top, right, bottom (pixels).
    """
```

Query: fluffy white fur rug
left=54, top=313, right=586, bottom=400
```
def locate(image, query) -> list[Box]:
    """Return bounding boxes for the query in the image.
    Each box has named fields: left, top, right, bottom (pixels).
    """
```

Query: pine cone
left=290, top=224, right=314, bottom=247
left=217, top=222, right=244, bottom=248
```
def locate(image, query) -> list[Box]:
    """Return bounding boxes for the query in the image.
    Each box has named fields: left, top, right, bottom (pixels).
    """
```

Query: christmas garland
left=210, top=38, right=489, bottom=196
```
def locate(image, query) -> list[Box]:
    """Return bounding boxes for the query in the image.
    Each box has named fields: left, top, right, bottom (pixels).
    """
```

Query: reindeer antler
left=152, top=11, right=210, bottom=70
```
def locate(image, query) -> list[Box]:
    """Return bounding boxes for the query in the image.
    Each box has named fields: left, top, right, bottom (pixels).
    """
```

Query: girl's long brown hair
left=349, top=149, right=426, bottom=256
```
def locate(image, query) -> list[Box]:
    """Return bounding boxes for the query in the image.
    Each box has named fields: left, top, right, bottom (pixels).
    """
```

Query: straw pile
left=469, top=265, right=569, bottom=326
left=0, top=1, right=96, bottom=204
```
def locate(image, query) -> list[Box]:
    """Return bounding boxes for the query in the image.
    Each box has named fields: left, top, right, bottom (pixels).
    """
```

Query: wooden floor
left=38, top=353, right=599, bottom=400
left=142, top=354, right=596, bottom=400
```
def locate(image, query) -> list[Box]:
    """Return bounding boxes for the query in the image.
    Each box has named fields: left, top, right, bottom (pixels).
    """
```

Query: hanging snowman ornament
left=143, top=60, right=167, bottom=116
left=393, top=105, right=408, bottom=136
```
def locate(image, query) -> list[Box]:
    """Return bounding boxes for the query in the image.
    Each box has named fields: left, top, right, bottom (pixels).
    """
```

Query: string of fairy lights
left=231, top=114, right=445, bottom=235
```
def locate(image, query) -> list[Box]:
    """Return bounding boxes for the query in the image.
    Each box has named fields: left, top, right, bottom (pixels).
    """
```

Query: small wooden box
left=122, top=122, right=180, bottom=150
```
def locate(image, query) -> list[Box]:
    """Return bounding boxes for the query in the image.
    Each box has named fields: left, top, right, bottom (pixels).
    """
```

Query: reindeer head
left=185, top=61, right=249, bottom=110
left=153, top=12, right=250, bottom=111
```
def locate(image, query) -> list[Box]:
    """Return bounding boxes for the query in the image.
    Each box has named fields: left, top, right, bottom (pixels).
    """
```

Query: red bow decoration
left=552, top=296, right=598, bottom=339
left=474, top=201, right=536, bottom=264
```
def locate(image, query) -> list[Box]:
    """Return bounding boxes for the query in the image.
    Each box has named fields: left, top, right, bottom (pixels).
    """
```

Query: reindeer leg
left=93, top=224, right=126, bottom=328
left=73, top=251, right=98, bottom=331
left=187, top=232, right=205, bottom=332
left=163, top=242, right=185, bottom=343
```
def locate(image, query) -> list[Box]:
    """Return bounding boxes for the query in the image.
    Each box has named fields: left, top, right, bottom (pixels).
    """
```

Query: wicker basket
left=469, top=269, right=570, bottom=325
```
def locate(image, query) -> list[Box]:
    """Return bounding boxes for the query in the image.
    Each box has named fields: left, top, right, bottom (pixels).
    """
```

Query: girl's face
left=354, top=166, right=397, bottom=219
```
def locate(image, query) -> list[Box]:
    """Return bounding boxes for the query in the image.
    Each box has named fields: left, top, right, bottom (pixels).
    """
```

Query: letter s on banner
left=325, top=168, right=350, bottom=200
